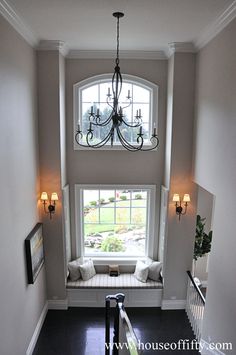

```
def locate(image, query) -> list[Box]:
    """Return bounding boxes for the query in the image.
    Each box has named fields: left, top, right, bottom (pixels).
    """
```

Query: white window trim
left=75, top=184, right=156, bottom=263
left=73, top=73, right=159, bottom=151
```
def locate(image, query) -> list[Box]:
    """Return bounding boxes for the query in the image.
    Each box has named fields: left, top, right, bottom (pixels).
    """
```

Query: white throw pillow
left=68, top=257, right=83, bottom=281
left=148, top=261, right=162, bottom=281
left=80, top=259, right=96, bottom=281
left=134, top=260, right=149, bottom=283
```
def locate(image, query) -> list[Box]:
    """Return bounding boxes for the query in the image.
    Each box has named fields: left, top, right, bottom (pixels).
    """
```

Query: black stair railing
left=105, top=293, right=140, bottom=355
left=186, top=270, right=206, bottom=304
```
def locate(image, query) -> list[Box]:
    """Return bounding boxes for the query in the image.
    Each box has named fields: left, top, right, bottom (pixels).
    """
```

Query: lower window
left=75, top=185, right=156, bottom=259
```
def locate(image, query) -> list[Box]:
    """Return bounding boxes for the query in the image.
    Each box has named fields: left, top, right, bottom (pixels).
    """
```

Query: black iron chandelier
left=75, top=12, right=159, bottom=152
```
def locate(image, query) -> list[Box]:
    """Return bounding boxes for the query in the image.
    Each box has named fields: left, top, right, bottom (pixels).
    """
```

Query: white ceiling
left=3, top=0, right=236, bottom=53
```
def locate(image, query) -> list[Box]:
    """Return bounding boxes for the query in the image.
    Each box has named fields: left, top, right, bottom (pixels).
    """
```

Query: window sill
left=74, top=145, right=158, bottom=151
left=83, top=256, right=146, bottom=265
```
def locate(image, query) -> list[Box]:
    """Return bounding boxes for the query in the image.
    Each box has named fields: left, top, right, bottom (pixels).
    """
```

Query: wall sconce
left=173, top=193, right=190, bottom=221
left=41, top=192, right=58, bottom=219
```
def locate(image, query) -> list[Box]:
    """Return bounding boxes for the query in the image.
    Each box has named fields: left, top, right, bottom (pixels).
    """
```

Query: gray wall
left=66, top=58, right=167, bottom=258
left=194, top=18, right=236, bottom=351
left=0, top=15, right=47, bottom=355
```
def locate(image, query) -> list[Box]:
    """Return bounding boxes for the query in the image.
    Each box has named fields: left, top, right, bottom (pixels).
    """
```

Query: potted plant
left=193, top=215, right=213, bottom=277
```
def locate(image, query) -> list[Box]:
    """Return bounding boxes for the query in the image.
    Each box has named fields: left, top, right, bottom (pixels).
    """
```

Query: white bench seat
left=67, top=273, right=162, bottom=289
left=66, top=273, right=163, bottom=307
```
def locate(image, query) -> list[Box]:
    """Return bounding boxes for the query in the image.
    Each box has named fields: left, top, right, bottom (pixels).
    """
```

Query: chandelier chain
left=116, top=15, right=120, bottom=65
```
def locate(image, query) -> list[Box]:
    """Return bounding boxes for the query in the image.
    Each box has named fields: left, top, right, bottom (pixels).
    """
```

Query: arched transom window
left=74, top=74, right=158, bottom=150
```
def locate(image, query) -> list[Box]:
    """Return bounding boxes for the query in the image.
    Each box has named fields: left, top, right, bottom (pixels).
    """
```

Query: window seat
left=67, top=273, right=163, bottom=289
left=66, top=273, right=163, bottom=307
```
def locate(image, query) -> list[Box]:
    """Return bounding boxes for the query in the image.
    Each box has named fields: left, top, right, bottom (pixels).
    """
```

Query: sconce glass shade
left=183, top=194, right=191, bottom=202
left=173, top=194, right=180, bottom=202
left=41, top=192, right=48, bottom=201
left=51, top=192, right=59, bottom=201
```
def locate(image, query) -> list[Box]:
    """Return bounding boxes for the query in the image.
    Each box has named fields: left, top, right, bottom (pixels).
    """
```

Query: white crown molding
left=37, top=40, right=69, bottom=57
left=0, top=0, right=38, bottom=47
left=167, top=42, right=196, bottom=57
left=195, top=0, right=236, bottom=50
left=67, top=49, right=167, bottom=60
left=1, top=0, right=235, bottom=57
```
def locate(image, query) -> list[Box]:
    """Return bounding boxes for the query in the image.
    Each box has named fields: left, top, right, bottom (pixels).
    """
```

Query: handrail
left=186, top=270, right=205, bottom=305
left=118, top=303, right=140, bottom=355
left=105, top=293, right=140, bottom=355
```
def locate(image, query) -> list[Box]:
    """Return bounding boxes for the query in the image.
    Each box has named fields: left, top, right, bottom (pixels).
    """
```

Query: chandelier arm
left=75, top=132, right=97, bottom=148
left=120, top=99, right=132, bottom=110
left=120, top=112, right=142, bottom=127
left=85, top=130, right=113, bottom=149
left=112, top=69, right=122, bottom=103
left=75, top=131, right=83, bottom=145
left=91, top=110, right=114, bottom=127
left=75, top=127, right=112, bottom=149
left=116, top=126, right=143, bottom=152
left=118, top=135, right=142, bottom=152
left=139, top=135, right=160, bottom=151
left=117, top=131, right=138, bottom=151
left=106, top=97, right=115, bottom=110
left=121, top=120, right=142, bottom=128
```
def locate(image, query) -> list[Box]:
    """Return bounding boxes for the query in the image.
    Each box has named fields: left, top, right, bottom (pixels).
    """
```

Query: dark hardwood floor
left=33, top=307, right=199, bottom=355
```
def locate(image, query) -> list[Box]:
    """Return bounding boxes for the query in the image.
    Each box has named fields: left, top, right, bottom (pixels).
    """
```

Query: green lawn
left=84, top=199, right=146, bottom=236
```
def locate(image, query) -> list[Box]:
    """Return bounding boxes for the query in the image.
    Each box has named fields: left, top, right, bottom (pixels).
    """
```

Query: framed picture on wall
left=25, top=223, right=44, bottom=284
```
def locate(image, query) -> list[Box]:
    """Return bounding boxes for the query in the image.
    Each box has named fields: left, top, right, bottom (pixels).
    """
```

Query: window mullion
left=98, top=189, right=101, bottom=223
left=114, top=189, right=117, bottom=225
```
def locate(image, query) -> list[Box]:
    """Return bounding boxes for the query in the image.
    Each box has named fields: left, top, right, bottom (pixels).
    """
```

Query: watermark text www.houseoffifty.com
left=105, top=339, right=233, bottom=352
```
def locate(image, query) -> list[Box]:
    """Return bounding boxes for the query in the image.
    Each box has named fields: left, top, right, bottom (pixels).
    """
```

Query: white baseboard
left=161, top=299, right=186, bottom=310
left=48, top=298, right=68, bottom=310
left=200, top=339, right=226, bottom=355
left=26, top=301, right=48, bottom=355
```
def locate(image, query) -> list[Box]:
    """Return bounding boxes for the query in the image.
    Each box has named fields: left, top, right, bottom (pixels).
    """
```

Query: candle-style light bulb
left=153, top=123, right=157, bottom=136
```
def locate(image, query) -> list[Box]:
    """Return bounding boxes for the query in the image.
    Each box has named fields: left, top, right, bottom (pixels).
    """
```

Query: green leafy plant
left=83, top=206, right=91, bottom=216
left=100, top=235, right=125, bottom=252
left=90, top=200, right=97, bottom=207
left=120, top=195, right=127, bottom=200
left=99, top=198, right=105, bottom=205
left=135, top=194, right=142, bottom=200
left=194, top=215, right=213, bottom=261
left=108, top=197, right=115, bottom=203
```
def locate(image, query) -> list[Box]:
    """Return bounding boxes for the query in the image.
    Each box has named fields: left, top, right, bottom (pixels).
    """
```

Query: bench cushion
left=67, top=273, right=162, bottom=289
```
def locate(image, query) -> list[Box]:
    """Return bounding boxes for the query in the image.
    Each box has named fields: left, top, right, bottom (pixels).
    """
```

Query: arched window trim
left=73, top=73, right=159, bottom=150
